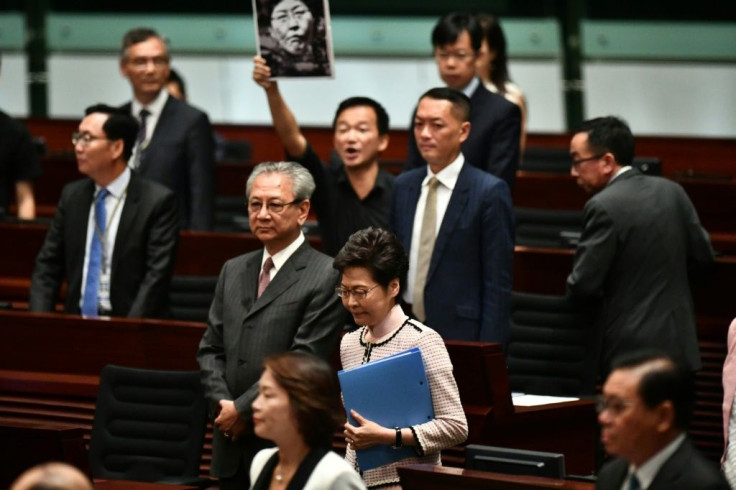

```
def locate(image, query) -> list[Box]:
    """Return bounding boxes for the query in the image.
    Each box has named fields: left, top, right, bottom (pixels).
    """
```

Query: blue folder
left=338, top=347, right=434, bottom=471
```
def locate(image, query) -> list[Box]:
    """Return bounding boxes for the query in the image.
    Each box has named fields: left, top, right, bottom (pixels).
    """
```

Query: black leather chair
left=507, top=291, right=600, bottom=396
left=520, top=147, right=571, bottom=173
left=89, top=365, right=210, bottom=486
left=169, top=276, right=218, bottom=322
left=514, top=207, right=583, bottom=248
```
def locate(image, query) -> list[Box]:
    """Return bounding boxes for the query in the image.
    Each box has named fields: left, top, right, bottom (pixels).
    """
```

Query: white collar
left=609, top=165, right=632, bottom=185
left=262, top=232, right=305, bottom=273
left=96, top=166, right=131, bottom=198
left=132, top=89, right=168, bottom=118
left=460, top=77, right=480, bottom=98
left=425, top=152, right=464, bottom=191
left=628, top=433, right=686, bottom=489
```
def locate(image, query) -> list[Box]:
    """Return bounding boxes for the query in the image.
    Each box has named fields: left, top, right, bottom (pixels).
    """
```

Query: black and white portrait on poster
left=253, top=0, right=335, bottom=78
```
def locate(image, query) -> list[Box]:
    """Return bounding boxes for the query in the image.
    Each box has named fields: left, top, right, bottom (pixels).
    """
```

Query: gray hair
left=246, top=161, right=316, bottom=201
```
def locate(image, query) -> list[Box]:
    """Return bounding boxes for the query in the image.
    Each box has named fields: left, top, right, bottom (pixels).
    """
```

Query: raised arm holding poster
left=253, top=0, right=335, bottom=78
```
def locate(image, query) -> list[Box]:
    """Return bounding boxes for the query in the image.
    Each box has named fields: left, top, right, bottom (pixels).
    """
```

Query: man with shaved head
left=10, top=462, right=92, bottom=490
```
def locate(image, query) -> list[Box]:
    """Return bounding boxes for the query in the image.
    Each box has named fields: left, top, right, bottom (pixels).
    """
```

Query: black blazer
left=596, top=437, right=729, bottom=490
left=405, top=80, right=521, bottom=189
left=121, top=95, right=215, bottom=230
left=197, top=240, right=347, bottom=478
left=29, top=173, right=179, bottom=318
left=567, top=170, right=714, bottom=373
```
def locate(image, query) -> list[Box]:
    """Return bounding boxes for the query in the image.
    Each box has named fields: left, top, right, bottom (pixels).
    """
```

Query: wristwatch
left=392, top=427, right=403, bottom=449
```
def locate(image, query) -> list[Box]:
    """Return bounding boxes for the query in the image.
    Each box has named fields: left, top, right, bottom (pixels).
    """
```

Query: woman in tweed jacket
left=333, top=227, right=468, bottom=489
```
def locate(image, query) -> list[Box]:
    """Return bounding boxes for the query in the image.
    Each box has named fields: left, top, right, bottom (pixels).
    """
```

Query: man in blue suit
left=390, top=87, right=514, bottom=343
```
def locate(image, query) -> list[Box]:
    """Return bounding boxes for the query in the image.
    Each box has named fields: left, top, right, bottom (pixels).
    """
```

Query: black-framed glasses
left=571, top=153, right=605, bottom=168
left=595, top=396, right=635, bottom=416
left=247, top=200, right=300, bottom=215
left=72, top=132, right=109, bottom=146
left=434, top=50, right=475, bottom=62
left=335, top=284, right=380, bottom=300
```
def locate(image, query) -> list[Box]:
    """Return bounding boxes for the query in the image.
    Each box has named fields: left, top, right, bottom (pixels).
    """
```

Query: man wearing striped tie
left=596, top=352, right=728, bottom=489
left=197, top=161, right=347, bottom=489
left=29, top=104, right=179, bottom=318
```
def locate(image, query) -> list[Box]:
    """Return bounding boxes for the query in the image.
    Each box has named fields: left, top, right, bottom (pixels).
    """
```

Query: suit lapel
left=111, top=174, right=141, bottom=278
left=427, top=164, right=471, bottom=282
left=239, top=250, right=263, bottom=317
left=648, top=438, right=690, bottom=489
left=67, top=181, right=96, bottom=301
left=147, top=96, right=175, bottom=150
left=398, top=170, right=425, bottom=251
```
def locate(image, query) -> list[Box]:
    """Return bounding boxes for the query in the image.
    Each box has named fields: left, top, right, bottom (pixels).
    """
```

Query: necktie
left=257, top=257, right=274, bottom=298
left=135, top=109, right=150, bottom=168
left=412, top=177, right=440, bottom=322
left=82, top=188, right=109, bottom=316
left=628, top=472, right=641, bottom=490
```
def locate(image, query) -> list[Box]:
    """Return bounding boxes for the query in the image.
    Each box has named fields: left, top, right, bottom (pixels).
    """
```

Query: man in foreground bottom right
left=596, top=352, right=729, bottom=489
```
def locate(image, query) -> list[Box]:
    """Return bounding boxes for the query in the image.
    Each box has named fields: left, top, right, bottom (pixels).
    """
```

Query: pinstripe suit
left=196, top=239, right=346, bottom=480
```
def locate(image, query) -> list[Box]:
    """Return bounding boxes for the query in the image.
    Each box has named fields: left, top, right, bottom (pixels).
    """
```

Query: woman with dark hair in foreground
left=249, top=351, right=366, bottom=489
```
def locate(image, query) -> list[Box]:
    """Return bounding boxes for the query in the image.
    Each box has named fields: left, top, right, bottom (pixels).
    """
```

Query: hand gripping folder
left=338, top=347, right=434, bottom=471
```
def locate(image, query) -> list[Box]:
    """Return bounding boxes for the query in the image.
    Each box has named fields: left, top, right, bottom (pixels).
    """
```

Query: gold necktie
left=413, top=177, right=440, bottom=322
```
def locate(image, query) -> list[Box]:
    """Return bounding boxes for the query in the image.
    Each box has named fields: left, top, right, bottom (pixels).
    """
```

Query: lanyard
left=93, top=186, right=128, bottom=274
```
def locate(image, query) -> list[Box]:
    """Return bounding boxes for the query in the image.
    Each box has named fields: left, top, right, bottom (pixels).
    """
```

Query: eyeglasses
left=127, top=56, right=169, bottom=69
left=335, top=284, right=380, bottom=300
left=435, top=50, right=475, bottom=62
left=72, top=132, right=109, bottom=146
left=571, top=153, right=605, bottom=168
left=596, top=396, right=635, bottom=416
left=247, top=200, right=300, bottom=215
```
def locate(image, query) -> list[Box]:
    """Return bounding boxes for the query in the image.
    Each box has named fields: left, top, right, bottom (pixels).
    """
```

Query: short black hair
left=432, top=12, right=483, bottom=52
left=578, top=116, right=635, bottom=166
left=121, top=27, right=169, bottom=59
left=333, top=227, right=409, bottom=295
left=332, top=97, right=390, bottom=135
left=84, top=104, right=139, bottom=162
left=167, top=68, right=187, bottom=99
left=611, top=351, right=694, bottom=430
left=419, top=87, right=472, bottom=122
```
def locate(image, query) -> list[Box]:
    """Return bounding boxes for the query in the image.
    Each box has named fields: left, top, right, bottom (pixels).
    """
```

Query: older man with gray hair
left=197, top=161, right=347, bottom=489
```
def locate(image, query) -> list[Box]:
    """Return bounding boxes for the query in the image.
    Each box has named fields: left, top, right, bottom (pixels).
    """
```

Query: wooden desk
left=446, top=341, right=597, bottom=475
left=398, top=464, right=595, bottom=490
left=0, top=419, right=89, bottom=488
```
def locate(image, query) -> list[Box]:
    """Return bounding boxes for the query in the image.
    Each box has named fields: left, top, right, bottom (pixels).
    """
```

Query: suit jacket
left=567, top=169, right=714, bottom=374
left=596, top=437, right=729, bottom=490
left=29, top=173, right=179, bottom=318
left=121, top=95, right=215, bottom=230
left=196, top=240, right=347, bottom=478
left=405, top=80, right=521, bottom=189
left=390, top=162, right=514, bottom=343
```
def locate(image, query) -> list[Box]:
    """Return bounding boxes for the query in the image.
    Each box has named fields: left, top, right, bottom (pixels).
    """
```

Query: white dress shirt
left=261, top=232, right=306, bottom=282
left=80, top=166, right=131, bottom=312
left=130, top=90, right=169, bottom=168
left=404, top=153, right=465, bottom=304
left=622, top=433, right=685, bottom=490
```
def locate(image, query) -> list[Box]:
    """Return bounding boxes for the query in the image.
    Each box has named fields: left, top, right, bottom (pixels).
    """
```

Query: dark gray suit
left=596, top=437, right=729, bottom=489
left=567, top=169, right=714, bottom=373
left=196, top=240, right=346, bottom=479
left=122, top=95, right=215, bottom=230
left=29, top=173, right=179, bottom=317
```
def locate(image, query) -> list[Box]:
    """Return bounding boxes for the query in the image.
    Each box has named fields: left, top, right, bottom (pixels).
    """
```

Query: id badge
left=99, top=272, right=111, bottom=305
